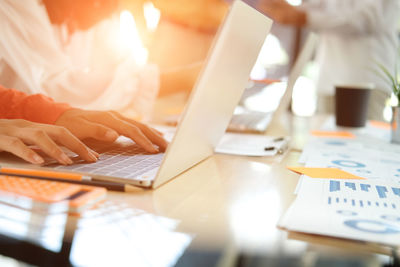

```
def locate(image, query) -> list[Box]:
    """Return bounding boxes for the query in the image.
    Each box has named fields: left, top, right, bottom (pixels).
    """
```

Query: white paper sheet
left=299, top=136, right=400, bottom=184
left=216, top=133, right=289, bottom=156
left=280, top=177, right=400, bottom=247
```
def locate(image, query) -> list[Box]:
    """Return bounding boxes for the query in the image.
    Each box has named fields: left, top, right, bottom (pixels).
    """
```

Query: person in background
left=149, top=0, right=228, bottom=96
left=0, top=85, right=168, bottom=165
left=258, top=0, right=400, bottom=121
left=0, top=0, right=159, bottom=120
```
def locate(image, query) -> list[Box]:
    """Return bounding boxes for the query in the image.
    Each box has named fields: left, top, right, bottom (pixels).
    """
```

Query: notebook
left=228, top=32, right=318, bottom=133
left=0, top=0, right=272, bottom=189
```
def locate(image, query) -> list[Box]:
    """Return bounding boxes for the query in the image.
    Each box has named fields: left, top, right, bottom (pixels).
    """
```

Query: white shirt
left=304, top=0, right=400, bottom=96
left=0, top=0, right=159, bottom=118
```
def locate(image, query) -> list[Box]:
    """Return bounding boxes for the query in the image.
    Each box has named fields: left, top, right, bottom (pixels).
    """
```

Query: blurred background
left=72, top=0, right=400, bottom=119
left=38, top=0, right=400, bottom=119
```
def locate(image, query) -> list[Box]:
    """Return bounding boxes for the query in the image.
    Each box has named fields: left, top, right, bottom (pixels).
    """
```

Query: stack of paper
left=280, top=176, right=400, bottom=246
left=280, top=122, right=400, bottom=247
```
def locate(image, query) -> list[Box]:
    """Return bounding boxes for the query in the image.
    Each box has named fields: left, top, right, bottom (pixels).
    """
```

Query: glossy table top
left=0, top=95, right=395, bottom=267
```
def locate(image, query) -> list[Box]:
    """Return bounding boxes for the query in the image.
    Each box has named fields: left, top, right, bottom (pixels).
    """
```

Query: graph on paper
left=303, top=142, right=400, bottom=184
left=326, top=180, right=400, bottom=208
left=328, top=180, right=400, bottom=198
left=282, top=122, right=400, bottom=246
left=279, top=177, right=400, bottom=246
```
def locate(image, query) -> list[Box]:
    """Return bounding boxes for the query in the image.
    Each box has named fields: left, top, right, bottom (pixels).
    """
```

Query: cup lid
left=335, top=82, right=375, bottom=90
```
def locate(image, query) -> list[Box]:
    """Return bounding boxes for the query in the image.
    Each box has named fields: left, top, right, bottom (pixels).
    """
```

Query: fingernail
left=60, top=154, right=73, bottom=165
left=32, top=154, right=44, bottom=164
left=105, top=131, right=118, bottom=140
left=89, top=152, right=98, bottom=162
left=88, top=148, right=99, bottom=158
left=151, top=146, right=159, bottom=153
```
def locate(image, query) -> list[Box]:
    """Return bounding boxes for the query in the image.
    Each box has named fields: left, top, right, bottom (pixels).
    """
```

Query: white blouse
left=0, top=0, right=159, bottom=119
left=303, top=0, right=400, bottom=96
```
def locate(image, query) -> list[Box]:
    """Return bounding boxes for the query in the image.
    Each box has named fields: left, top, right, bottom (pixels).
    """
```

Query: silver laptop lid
left=152, top=0, right=273, bottom=188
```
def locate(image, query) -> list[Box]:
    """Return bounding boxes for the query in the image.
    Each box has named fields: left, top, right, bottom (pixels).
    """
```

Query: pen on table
left=263, top=137, right=289, bottom=154
left=277, top=140, right=289, bottom=154
left=275, top=137, right=289, bottom=154
left=0, top=166, right=139, bottom=192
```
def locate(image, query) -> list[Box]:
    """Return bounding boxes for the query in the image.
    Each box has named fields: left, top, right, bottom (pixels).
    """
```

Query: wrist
left=296, top=10, right=307, bottom=27
left=55, top=108, right=80, bottom=125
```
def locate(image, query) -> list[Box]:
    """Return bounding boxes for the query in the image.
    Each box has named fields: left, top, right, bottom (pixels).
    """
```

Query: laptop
left=0, top=0, right=273, bottom=189
left=228, top=32, right=318, bottom=133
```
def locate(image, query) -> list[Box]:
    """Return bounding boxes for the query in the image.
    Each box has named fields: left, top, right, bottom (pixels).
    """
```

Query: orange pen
left=0, top=166, right=139, bottom=192
left=0, top=167, right=87, bottom=181
left=250, top=78, right=281, bottom=85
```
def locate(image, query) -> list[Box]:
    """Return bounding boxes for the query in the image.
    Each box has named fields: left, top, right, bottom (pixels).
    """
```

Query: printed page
left=280, top=177, right=400, bottom=247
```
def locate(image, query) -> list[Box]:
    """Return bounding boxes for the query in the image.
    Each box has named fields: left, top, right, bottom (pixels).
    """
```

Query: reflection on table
left=0, top=106, right=397, bottom=267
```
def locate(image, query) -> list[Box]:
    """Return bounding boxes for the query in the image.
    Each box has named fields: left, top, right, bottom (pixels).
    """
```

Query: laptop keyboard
left=52, top=142, right=164, bottom=181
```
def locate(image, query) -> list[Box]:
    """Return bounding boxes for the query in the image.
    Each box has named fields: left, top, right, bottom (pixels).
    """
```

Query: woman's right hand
left=0, top=119, right=99, bottom=165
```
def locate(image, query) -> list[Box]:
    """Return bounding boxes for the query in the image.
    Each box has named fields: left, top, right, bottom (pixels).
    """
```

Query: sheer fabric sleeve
left=0, top=85, right=71, bottom=124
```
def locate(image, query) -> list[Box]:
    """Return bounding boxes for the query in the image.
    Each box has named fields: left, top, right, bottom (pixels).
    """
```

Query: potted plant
left=376, top=54, right=400, bottom=143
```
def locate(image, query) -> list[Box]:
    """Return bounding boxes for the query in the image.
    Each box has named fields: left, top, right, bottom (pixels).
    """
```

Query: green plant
left=375, top=52, right=400, bottom=106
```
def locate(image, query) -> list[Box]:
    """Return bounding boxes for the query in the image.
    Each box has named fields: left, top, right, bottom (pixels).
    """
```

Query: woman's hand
left=258, top=0, right=307, bottom=27
left=0, top=119, right=99, bottom=165
left=55, top=109, right=168, bottom=153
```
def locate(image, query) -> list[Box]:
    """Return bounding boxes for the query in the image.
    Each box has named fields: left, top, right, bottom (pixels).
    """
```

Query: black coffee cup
left=335, top=84, right=373, bottom=127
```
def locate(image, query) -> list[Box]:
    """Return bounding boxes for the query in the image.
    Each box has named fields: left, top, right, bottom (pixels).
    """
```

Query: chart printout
left=280, top=176, right=400, bottom=246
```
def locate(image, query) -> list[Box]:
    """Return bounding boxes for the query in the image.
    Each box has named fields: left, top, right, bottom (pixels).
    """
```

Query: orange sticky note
left=369, top=120, right=391, bottom=130
left=311, top=130, right=355, bottom=139
left=287, top=166, right=366, bottom=180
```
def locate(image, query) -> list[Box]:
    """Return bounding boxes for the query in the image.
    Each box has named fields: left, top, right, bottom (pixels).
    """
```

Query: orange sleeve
left=0, top=85, right=71, bottom=124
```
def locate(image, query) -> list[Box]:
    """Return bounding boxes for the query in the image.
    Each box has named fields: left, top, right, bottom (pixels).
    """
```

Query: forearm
left=0, top=86, right=71, bottom=124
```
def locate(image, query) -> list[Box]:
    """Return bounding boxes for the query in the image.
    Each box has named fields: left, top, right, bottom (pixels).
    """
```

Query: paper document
left=295, top=135, right=400, bottom=201
left=301, top=137, right=400, bottom=184
left=284, top=116, right=400, bottom=247
left=280, top=176, right=400, bottom=247
left=153, top=126, right=290, bottom=157
left=216, top=133, right=289, bottom=156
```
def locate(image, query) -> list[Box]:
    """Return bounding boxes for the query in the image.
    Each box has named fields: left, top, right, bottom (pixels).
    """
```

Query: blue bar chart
left=345, top=182, right=356, bottom=191
left=360, top=184, right=370, bottom=192
left=329, top=180, right=400, bottom=197
left=376, top=186, right=388, bottom=198
left=327, top=180, right=400, bottom=209
left=393, top=188, right=400, bottom=197
left=329, top=180, right=340, bottom=192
